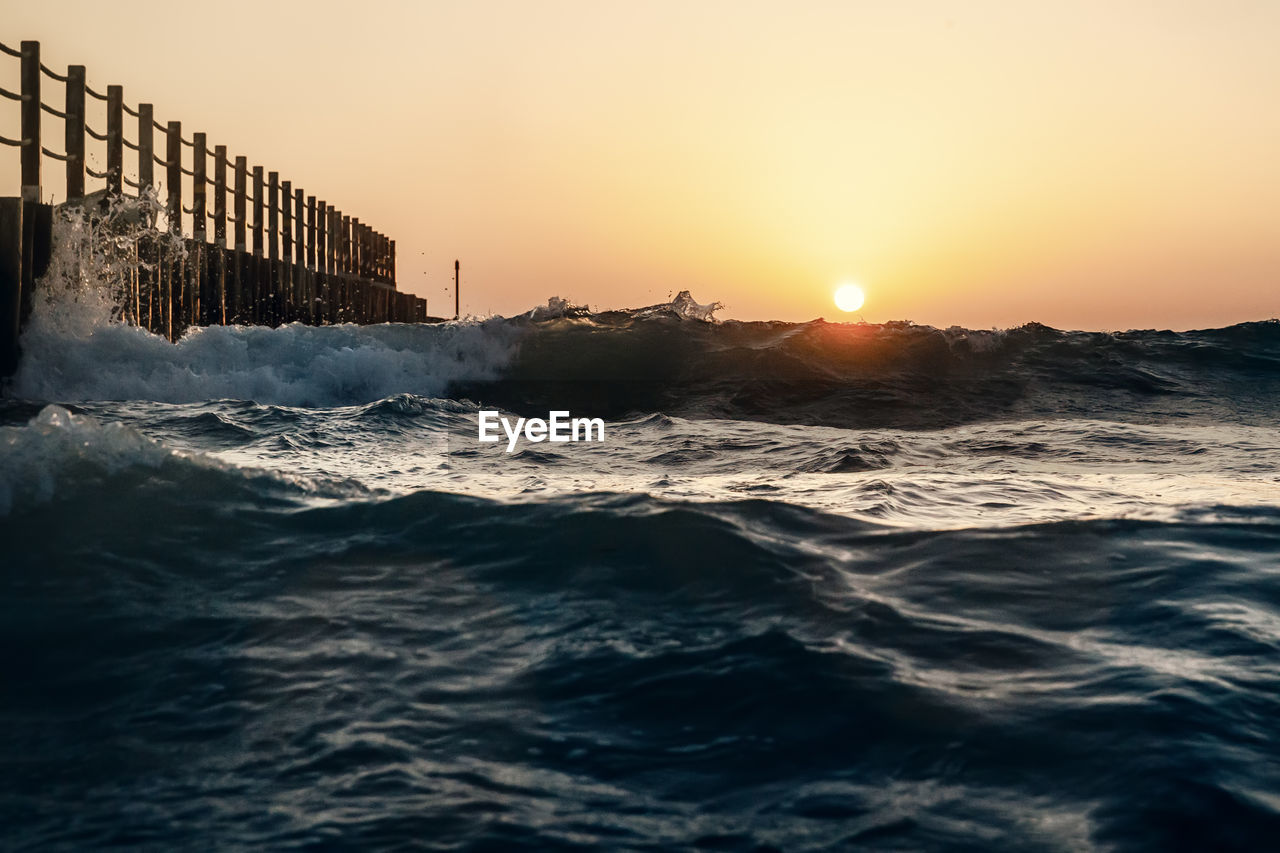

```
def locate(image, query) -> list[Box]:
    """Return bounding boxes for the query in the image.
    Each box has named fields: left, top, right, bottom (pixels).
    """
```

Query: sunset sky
left=2, top=0, right=1278, bottom=329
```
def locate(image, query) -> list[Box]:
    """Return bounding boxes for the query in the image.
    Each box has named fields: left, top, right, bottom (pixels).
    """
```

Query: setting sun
left=834, top=283, right=865, bottom=313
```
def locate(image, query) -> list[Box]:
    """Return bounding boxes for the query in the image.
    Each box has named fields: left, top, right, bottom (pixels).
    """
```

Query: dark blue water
left=3, top=307, right=1280, bottom=850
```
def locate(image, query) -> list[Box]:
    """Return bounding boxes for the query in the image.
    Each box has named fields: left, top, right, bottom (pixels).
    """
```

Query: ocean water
left=3, top=230, right=1280, bottom=850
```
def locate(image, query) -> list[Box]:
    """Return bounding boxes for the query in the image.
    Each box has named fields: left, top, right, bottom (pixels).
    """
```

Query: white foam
left=12, top=319, right=521, bottom=406
left=9, top=205, right=522, bottom=406
left=0, top=404, right=180, bottom=515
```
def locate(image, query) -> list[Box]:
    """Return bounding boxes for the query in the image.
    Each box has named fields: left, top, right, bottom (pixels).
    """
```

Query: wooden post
left=106, top=86, right=123, bottom=197
left=294, top=189, right=304, bottom=266
left=251, top=166, right=264, bottom=322
left=390, top=239, right=396, bottom=286
left=342, top=215, right=351, bottom=274
left=252, top=165, right=264, bottom=257
left=281, top=180, right=292, bottom=262
left=454, top=259, right=459, bottom=319
left=301, top=193, right=311, bottom=322
left=20, top=42, right=40, bottom=202
left=136, top=103, right=154, bottom=333
left=267, top=171, right=279, bottom=261
left=192, top=133, right=207, bottom=241
left=192, top=133, right=207, bottom=325
left=333, top=212, right=341, bottom=275
left=231, top=155, right=247, bottom=323
left=306, top=196, right=316, bottom=270
left=233, top=157, right=247, bottom=251
left=317, top=201, right=327, bottom=321
left=165, top=122, right=182, bottom=338
left=166, top=121, right=181, bottom=233
left=352, top=218, right=361, bottom=278
left=317, top=201, right=326, bottom=273
left=213, top=146, right=227, bottom=244
left=65, top=66, right=86, bottom=200
left=212, top=146, right=227, bottom=324
left=138, top=104, right=154, bottom=193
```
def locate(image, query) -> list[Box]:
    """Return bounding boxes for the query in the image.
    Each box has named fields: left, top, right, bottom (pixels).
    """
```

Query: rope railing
left=0, top=86, right=22, bottom=102
left=86, top=125, right=107, bottom=141
left=39, top=62, right=68, bottom=82
left=0, top=135, right=25, bottom=147
left=86, top=165, right=110, bottom=179
left=41, top=145, right=70, bottom=161
left=0, top=40, right=22, bottom=58
left=85, top=84, right=108, bottom=101
left=40, top=101, right=67, bottom=120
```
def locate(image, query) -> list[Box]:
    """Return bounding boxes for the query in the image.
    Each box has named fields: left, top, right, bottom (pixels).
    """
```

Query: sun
left=834, top=283, right=865, bottom=313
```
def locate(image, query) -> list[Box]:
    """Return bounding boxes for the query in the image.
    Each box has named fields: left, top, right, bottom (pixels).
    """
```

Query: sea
left=2, top=218, right=1280, bottom=851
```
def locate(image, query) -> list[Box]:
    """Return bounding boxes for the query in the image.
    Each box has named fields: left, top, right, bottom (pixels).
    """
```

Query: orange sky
left=2, top=0, right=1278, bottom=329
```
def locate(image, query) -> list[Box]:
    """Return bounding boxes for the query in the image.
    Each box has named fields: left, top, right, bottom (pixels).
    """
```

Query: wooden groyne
left=0, top=40, right=433, bottom=377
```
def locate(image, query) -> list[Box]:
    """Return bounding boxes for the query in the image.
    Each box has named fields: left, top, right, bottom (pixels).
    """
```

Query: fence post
left=390, top=239, right=396, bottom=286
left=20, top=42, right=40, bottom=202
left=214, top=147, right=227, bottom=245
left=234, top=157, right=247, bottom=251
left=252, top=166, right=264, bottom=257
left=166, top=121, right=182, bottom=338
left=281, top=179, right=291, bottom=261
left=317, top=201, right=326, bottom=273
left=65, top=65, right=86, bottom=200
left=212, top=145, right=227, bottom=325
left=166, top=121, right=181, bottom=233
left=305, top=194, right=316, bottom=323
left=352, top=218, right=361, bottom=277
left=331, top=209, right=340, bottom=275
left=192, top=133, right=207, bottom=241
left=138, top=104, right=154, bottom=193
left=306, top=196, right=316, bottom=270
left=106, top=86, right=123, bottom=196
left=232, top=155, right=247, bottom=323
left=342, top=214, right=351, bottom=274
left=267, top=171, right=279, bottom=261
left=192, top=133, right=207, bottom=325
left=295, top=189, right=304, bottom=266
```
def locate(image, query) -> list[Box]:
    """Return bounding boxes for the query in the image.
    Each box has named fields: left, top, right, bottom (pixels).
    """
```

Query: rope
left=153, top=118, right=166, bottom=133
left=0, top=86, right=21, bottom=101
left=85, top=84, right=108, bottom=101
left=123, top=102, right=139, bottom=117
left=87, top=165, right=110, bottom=179
left=40, top=63, right=68, bottom=82
left=86, top=124, right=107, bottom=141
left=180, top=136, right=195, bottom=147
left=0, top=135, right=24, bottom=147
left=41, top=145, right=70, bottom=161
left=123, top=175, right=141, bottom=188
left=123, top=137, right=139, bottom=151
left=181, top=164, right=195, bottom=177
left=153, top=153, right=173, bottom=168
left=40, top=102, right=67, bottom=119
left=0, top=40, right=21, bottom=58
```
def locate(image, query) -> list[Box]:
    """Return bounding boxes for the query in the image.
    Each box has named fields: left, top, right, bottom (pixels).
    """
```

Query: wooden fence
left=0, top=39, right=433, bottom=376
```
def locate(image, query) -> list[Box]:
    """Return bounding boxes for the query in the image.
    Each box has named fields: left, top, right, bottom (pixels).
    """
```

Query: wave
left=452, top=315, right=1280, bottom=428
left=7, top=224, right=1280, bottom=427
